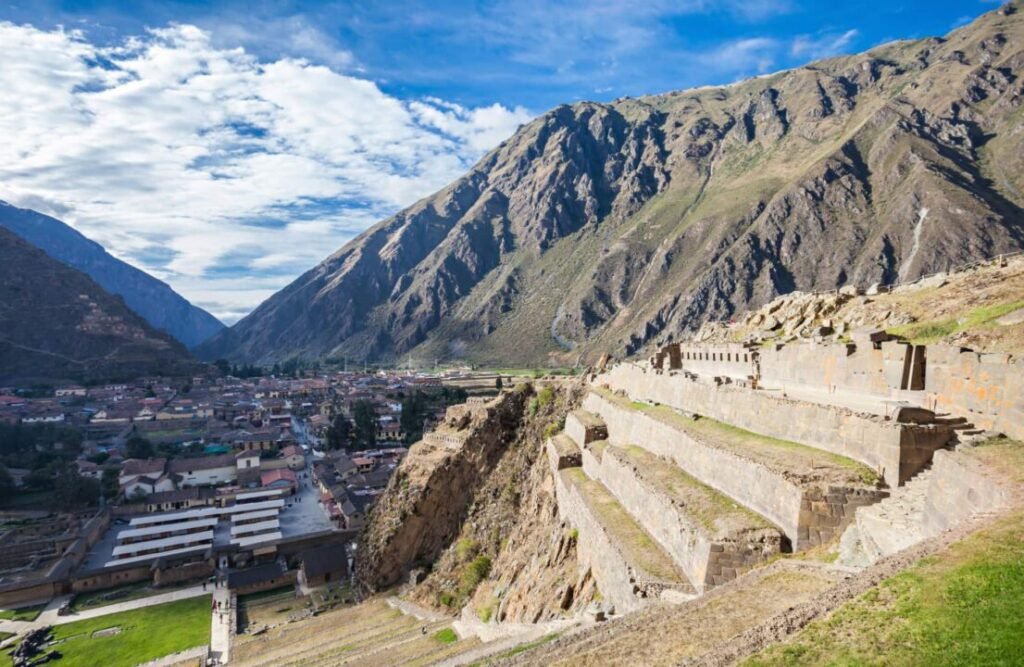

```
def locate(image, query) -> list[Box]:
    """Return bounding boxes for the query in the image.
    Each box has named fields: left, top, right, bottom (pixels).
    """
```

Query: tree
left=213, top=359, right=231, bottom=376
left=101, top=467, right=119, bottom=502
left=52, top=465, right=101, bottom=511
left=0, top=464, right=14, bottom=501
left=352, top=400, right=377, bottom=450
left=400, top=392, right=426, bottom=444
left=326, top=415, right=353, bottom=450
left=125, top=436, right=155, bottom=459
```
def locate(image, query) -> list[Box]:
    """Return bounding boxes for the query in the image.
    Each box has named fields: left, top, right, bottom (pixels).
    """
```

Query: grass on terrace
left=745, top=439, right=1024, bottom=667
left=888, top=299, right=1024, bottom=344
left=593, top=388, right=878, bottom=485
left=7, top=595, right=210, bottom=667
left=617, top=445, right=774, bottom=534
left=562, top=467, right=683, bottom=583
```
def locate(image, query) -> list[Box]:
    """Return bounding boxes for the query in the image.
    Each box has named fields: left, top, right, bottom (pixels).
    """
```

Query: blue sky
left=0, top=0, right=1000, bottom=321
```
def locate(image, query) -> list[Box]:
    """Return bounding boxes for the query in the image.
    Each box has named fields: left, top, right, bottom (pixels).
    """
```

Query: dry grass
left=562, top=467, right=684, bottom=583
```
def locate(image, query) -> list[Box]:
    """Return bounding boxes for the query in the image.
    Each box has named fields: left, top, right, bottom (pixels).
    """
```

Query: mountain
left=198, top=3, right=1024, bottom=367
left=0, top=226, right=202, bottom=384
left=0, top=201, right=224, bottom=349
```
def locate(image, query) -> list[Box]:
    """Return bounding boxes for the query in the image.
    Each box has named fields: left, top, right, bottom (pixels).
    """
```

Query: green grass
left=432, top=627, right=458, bottom=644
left=888, top=299, right=1024, bottom=344
left=499, top=633, right=560, bottom=658
left=0, top=632, right=13, bottom=643
left=0, top=604, right=44, bottom=621
left=8, top=595, right=211, bottom=667
left=745, top=509, right=1024, bottom=666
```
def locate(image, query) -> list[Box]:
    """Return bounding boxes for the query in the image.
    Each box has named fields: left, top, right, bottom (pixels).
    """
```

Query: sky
left=0, top=0, right=1001, bottom=323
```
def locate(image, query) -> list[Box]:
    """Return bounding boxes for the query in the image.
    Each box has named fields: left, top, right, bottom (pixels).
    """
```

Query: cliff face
left=356, top=382, right=597, bottom=623
left=0, top=201, right=224, bottom=349
left=0, top=227, right=202, bottom=384
left=200, top=4, right=1024, bottom=367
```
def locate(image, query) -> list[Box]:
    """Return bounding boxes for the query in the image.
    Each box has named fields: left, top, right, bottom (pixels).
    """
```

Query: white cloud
left=697, top=37, right=781, bottom=76
left=790, top=29, right=860, bottom=60
left=0, top=22, right=532, bottom=322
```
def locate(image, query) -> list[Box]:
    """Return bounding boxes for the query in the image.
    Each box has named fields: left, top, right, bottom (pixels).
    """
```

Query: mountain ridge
left=0, top=226, right=202, bottom=384
left=0, top=201, right=224, bottom=349
left=198, top=2, right=1024, bottom=366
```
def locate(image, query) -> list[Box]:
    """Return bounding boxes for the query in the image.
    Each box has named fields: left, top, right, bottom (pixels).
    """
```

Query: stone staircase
left=839, top=465, right=935, bottom=566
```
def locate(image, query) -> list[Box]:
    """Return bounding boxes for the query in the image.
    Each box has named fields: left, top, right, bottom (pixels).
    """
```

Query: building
left=260, top=468, right=298, bottom=492
left=226, top=562, right=291, bottom=594
left=280, top=445, right=305, bottom=470
left=168, top=454, right=238, bottom=487
left=298, top=543, right=349, bottom=588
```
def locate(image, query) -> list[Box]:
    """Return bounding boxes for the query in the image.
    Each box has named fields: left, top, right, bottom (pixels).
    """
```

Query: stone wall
left=922, top=449, right=1011, bottom=535
left=565, top=411, right=608, bottom=449
left=656, top=343, right=756, bottom=380
left=582, top=391, right=887, bottom=550
left=924, top=346, right=1024, bottom=441
left=597, top=446, right=780, bottom=593
left=758, top=340, right=924, bottom=394
left=582, top=391, right=805, bottom=545
left=552, top=468, right=668, bottom=614
left=546, top=435, right=581, bottom=473
left=597, top=363, right=950, bottom=487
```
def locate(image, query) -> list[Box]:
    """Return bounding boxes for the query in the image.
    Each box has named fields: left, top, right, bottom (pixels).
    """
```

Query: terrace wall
left=597, top=363, right=949, bottom=487
left=924, top=346, right=1024, bottom=441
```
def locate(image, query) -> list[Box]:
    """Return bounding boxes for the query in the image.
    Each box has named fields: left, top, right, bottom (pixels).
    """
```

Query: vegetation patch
left=0, top=604, right=44, bottom=622
left=432, top=627, right=458, bottom=644
left=13, top=595, right=211, bottom=667
left=888, top=299, right=1024, bottom=344
left=745, top=509, right=1024, bottom=667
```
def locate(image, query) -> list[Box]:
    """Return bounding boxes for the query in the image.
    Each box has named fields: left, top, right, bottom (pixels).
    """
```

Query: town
left=0, top=365, right=502, bottom=663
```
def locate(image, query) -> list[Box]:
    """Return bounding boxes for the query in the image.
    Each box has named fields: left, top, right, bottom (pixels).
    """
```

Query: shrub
left=527, top=397, right=540, bottom=417
left=433, top=628, right=458, bottom=644
left=455, top=538, right=477, bottom=561
left=438, top=591, right=456, bottom=608
left=459, top=555, right=492, bottom=597
left=537, top=386, right=555, bottom=408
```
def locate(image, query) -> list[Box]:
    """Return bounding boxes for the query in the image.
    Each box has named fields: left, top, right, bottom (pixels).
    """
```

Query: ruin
left=543, top=334, right=1020, bottom=615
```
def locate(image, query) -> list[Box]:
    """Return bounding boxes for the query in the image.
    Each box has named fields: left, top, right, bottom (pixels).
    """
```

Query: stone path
left=210, top=587, right=234, bottom=665
left=385, top=595, right=447, bottom=622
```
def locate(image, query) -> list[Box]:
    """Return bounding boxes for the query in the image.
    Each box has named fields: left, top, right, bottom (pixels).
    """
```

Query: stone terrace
left=598, top=361, right=952, bottom=487
left=583, top=388, right=885, bottom=551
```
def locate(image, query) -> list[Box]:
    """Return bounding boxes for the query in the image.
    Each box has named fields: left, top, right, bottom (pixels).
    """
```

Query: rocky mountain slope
left=0, top=200, right=224, bottom=349
left=357, top=382, right=598, bottom=624
left=199, top=3, right=1024, bottom=367
left=0, top=226, right=202, bottom=384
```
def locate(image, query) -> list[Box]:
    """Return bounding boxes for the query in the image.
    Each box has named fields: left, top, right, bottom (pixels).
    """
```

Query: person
left=202, top=581, right=207, bottom=591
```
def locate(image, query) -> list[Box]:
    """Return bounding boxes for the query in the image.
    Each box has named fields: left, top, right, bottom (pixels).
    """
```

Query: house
left=280, top=445, right=305, bottom=470
left=119, top=458, right=168, bottom=488
left=235, top=450, right=261, bottom=470
left=76, top=460, right=103, bottom=480
left=168, top=454, right=238, bottom=487
left=352, top=456, right=375, bottom=474
left=123, top=473, right=177, bottom=499
left=260, top=468, right=297, bottom=492
left=298, top=543, right=349, bottom=588
left=226, top=563, right=291, bottom=594
left=55, top=386, right=87, bottom=398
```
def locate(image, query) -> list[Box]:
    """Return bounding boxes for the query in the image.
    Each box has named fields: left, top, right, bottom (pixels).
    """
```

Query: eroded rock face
left=357, top=382, right=599, bottom=624
left=199, top=4, right=1024, bottom=366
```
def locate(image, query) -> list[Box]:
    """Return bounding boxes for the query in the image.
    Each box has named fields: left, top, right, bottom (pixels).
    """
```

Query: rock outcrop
left=200, top=3, right=1024, bottom=367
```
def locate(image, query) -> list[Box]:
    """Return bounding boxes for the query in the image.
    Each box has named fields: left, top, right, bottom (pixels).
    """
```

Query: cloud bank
left=0, top=22, right=531, bottom=322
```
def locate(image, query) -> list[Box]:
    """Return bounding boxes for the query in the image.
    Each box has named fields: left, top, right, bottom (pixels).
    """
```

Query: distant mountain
left=198, top=4, right=1024, bottom=366
left=0, top=226, right=202, bottom=384
left=0, top=201, right=224, bottom=349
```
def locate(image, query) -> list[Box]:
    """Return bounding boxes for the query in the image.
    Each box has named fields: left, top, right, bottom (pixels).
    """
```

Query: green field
left=6, top=595, right=211, bottom=667
left=0, top=605, right=44, bottom=622
left=745, top=441, right=1024, bottom=667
